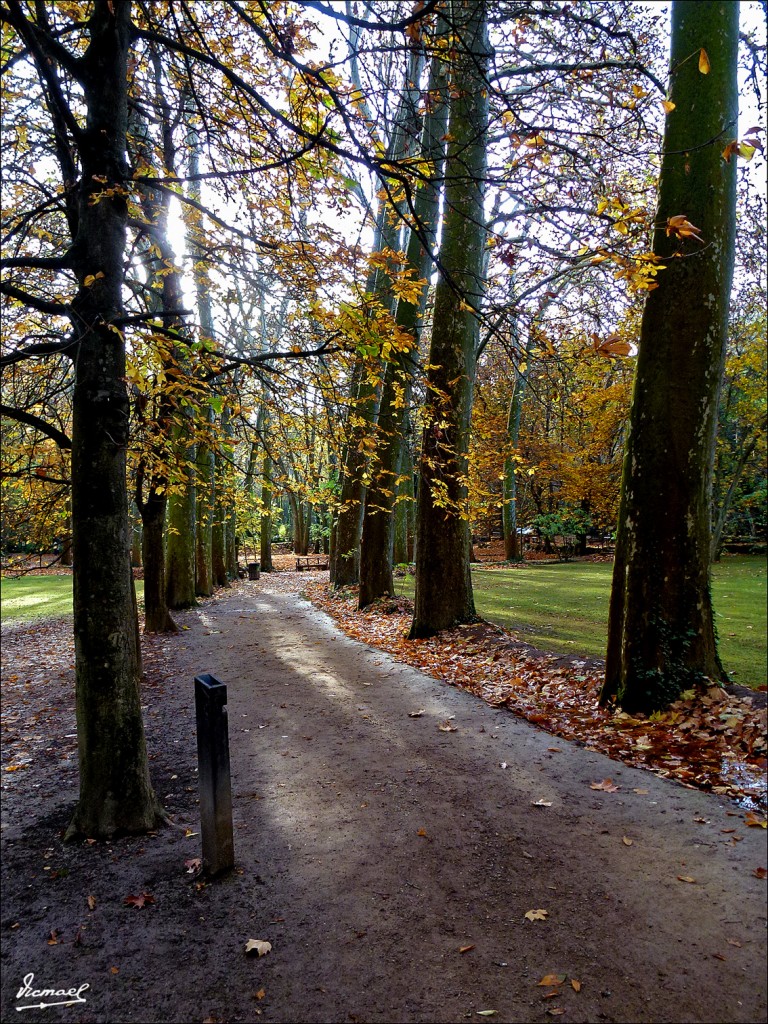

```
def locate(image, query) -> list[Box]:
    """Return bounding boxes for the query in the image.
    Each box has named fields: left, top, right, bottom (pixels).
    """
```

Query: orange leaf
left=538, top=974, right=566, bottom=987
left=590, top=778, right=619, bottom=792
left=459, top=944, right=476, bottom=954
left=752, top=867, right=767, bottom=879
left=661, top=99, right=676, bottom=114
left=698, top=48, right=710, bottom=74
left=571, top=979, right=582, bottom=992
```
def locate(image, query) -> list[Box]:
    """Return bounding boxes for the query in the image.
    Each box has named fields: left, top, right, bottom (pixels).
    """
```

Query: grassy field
left=394, top=555, right=766, bottom=690
left=1, top=575, right=144, bottom=622
left=2, top=557, right=764, bottom=688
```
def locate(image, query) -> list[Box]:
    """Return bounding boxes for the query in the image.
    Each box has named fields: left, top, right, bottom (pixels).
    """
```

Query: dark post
left=194, top=673, right=234, bottom=875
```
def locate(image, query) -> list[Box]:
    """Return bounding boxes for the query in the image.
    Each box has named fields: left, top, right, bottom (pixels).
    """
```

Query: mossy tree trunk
left=409, top=0, right=489, bottom=638
left=601, top=0, right=738, bottom=712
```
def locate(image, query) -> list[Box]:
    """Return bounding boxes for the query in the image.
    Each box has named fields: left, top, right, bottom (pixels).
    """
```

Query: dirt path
left=2, top=576, right=767, bottom=1024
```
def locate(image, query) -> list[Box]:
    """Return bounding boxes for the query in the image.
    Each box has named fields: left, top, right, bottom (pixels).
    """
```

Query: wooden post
left=194, top=673, right=234, bottom=875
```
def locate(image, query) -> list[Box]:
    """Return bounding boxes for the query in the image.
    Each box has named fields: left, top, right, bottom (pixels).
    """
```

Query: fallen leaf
left=532, top=799, right=553, bottom=807
left=726, top=939, right=742, bottom=948
left=525, top=909, right=549, bottom=922
left=571, top=979, right=582, bottom=992
left=245, top=939, right=272, bottom=957
left=712, top=952, right=727, bottom=961
left=110, top=966, right=119, bottom=975
left=459, top=944, right=475, bottom=954
left=408, top=709, right=425, bottom=718
left=622, top=836, right=633, bottom=846
left=87, top=895, right=97, bottom=911
left=538, top=974, right=566, bottom=986
left=47, top=929, right=60, bottom=945
left=185, top=858, right=202, bottom=874
left=255, top=988, right=266, bottom=1000
left=124, top=891, right=155, bottom=908
left=677, top=876, right=696, bottom=884
left=438, top=721, right=457, bottom=732
left=476, top=1013, right=498, bottom=1018
left=752, top=867, right=767, bottom=879
left=633, top=788, right=649, bottom=795
left=744, top=812, right=767, bottom=828
left=590, top=778, right=619, bottom=792
left=416, top=827, right=432, bottom=840
left=185, top=829, right=199, bottom=838
left=547, top=1009, right=566, bottom=1017
left=547, top=747, right=561, bottom=753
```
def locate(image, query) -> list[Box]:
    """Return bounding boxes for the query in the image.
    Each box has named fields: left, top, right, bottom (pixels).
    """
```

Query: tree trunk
left=601, top=0, right=738, bottom=712
left=140, top=482, right=177, bottom=634
left=260, top=450, right=274, bottom=571
left=409, top=0, right=489, bottom=638
left=66, top=0, right=162, bottom=837
left=358, top=36, right=448, bottom=607
left=166, top=447, right=197, bottom=608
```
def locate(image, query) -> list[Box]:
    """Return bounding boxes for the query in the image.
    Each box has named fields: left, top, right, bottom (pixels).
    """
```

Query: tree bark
left=409, top=0, right=489, bottom=638
left=65, top=0, right=162, bottom=837
left=358, top=34, right=448, bottom=607
left=601, top=0, right=738, bottom=712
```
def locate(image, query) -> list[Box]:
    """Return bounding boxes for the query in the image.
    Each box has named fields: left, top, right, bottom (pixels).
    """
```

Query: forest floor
left=1, top=565, right=767, bottom=1024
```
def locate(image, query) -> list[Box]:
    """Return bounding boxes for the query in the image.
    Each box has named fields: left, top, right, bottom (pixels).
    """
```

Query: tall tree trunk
left=65, top=0, right=161, bottom=837
left=358, top=35, right=448, bottom=607
left=260, top=449, right=274, bottom=571
left=139, top=476, right=177, bottom=634
left=601, top=0, right=738, bottom=712
left=165, top=424, right=197, bottom=608
left=409, top=0, right=490, bottom=638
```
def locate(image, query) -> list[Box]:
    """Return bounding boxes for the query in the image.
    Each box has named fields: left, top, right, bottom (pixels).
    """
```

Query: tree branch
left=0, top=403, right=73, bottom=449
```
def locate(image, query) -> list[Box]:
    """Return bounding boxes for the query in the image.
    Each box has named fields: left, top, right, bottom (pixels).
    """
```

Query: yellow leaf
left=538, top=974, right=566, bottom=986
left=677, top=875, right=697, bottom=884
left=87, top=895, right=97, bottom=911
left=524, top=909, right=549, bottom=921
left=661, top=99, right=676, bottom=114
left=622, top=836, right=633, bottom=846
left=571, top=979, right=582, bottom=992
left=631, top=84, right=647, bottom=98
left=698, top=48, right=710, bottom=74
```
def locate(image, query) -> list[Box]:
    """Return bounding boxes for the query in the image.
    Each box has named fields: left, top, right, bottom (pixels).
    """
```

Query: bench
left=295, top=555, right=330, bottom=571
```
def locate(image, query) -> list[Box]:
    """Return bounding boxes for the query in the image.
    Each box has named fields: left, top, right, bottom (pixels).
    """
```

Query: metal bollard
left=194, top=673, right=234, bottom=876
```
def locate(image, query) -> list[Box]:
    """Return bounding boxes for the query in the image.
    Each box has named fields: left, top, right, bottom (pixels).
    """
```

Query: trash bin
left=247, top=562, right=260, bottom=580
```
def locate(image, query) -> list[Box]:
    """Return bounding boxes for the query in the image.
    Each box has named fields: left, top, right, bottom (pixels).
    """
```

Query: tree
left=601, top=0, right=739, bottom=713
left=1, top=0, right=164, bottom=835
left=409, top=0, right=490, bottom=637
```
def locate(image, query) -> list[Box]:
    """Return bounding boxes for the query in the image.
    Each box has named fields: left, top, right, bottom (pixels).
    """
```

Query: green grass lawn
left=394, top=555, right=766, bottom=689
left=2, top=558, right=764, bottom=689
left=1, top=575, right=144, bottom=622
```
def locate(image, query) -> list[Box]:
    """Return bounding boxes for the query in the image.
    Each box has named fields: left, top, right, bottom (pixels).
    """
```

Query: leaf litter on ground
left=304, top=582, right=767, bottom=811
